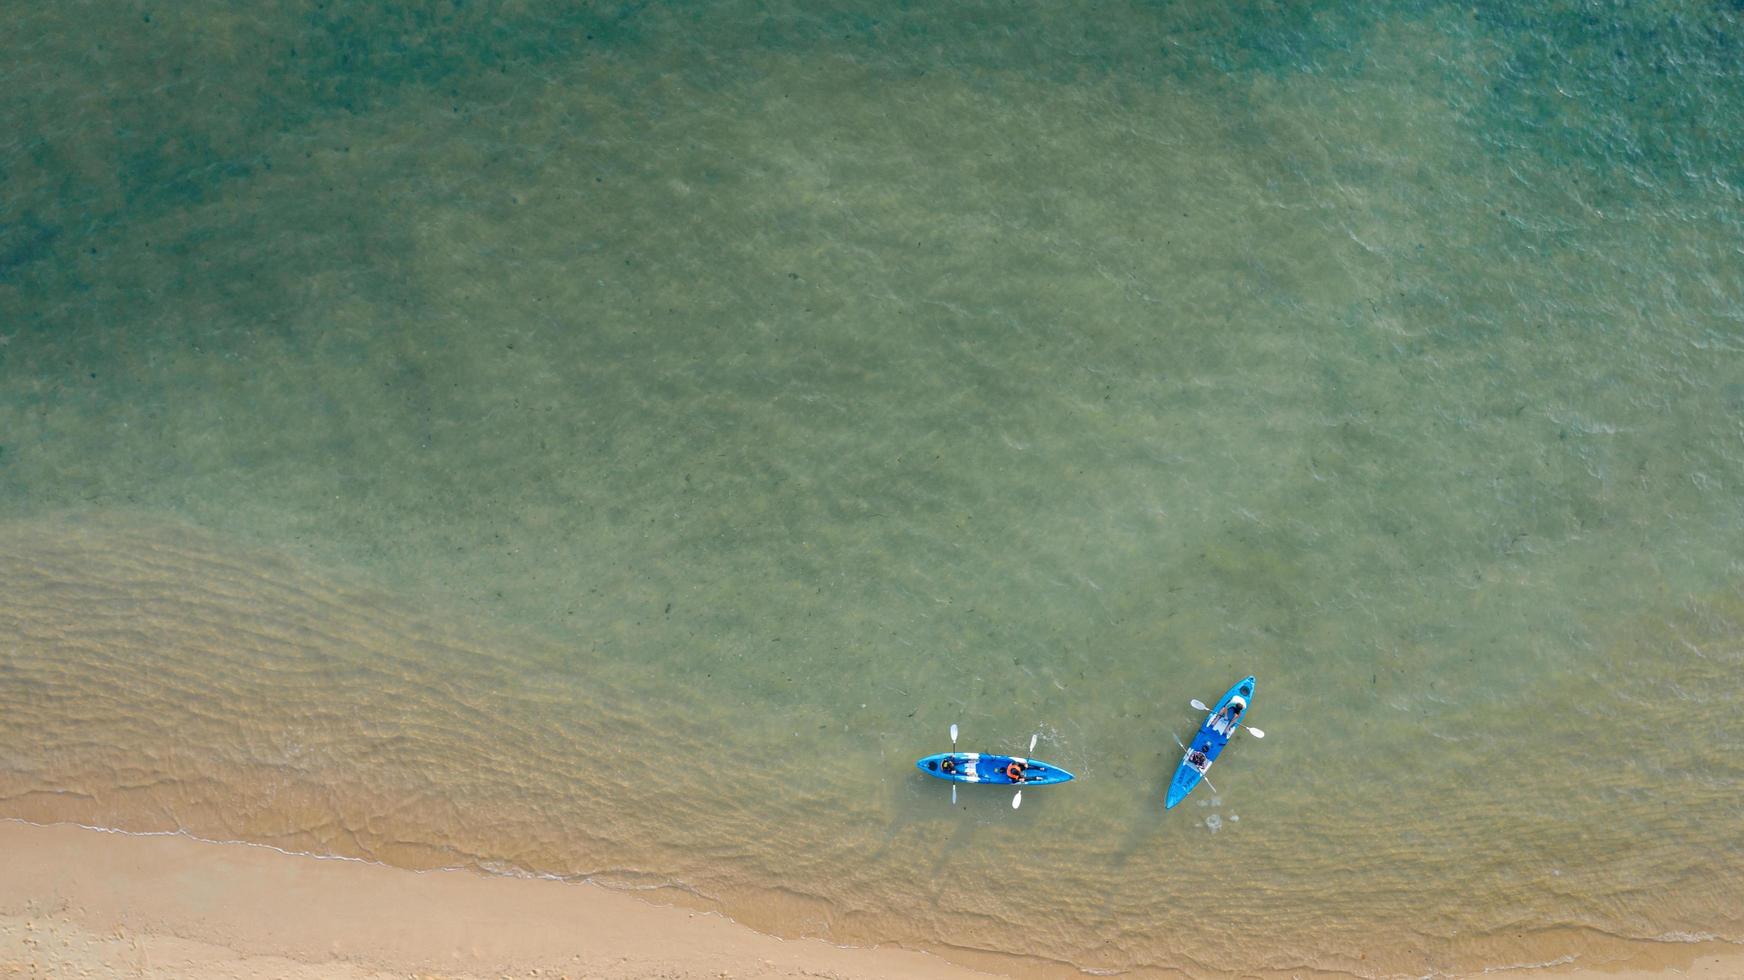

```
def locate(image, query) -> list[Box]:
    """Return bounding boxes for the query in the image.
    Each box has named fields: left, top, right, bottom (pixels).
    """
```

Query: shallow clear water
left=3, top=1, right=1742, bottom=976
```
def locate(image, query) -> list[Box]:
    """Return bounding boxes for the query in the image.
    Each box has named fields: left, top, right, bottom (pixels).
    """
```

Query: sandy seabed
left=2, top=821, right=1739, bottom=980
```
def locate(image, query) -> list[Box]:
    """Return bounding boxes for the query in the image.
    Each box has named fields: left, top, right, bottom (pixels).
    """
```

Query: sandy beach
left=0, top=820, right=988, bottom=980
left=0, top=820, right=1736, bottom=980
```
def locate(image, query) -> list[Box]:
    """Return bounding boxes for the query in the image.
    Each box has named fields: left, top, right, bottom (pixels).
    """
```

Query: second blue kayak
left=1165, top=675, right=1256, bottom=809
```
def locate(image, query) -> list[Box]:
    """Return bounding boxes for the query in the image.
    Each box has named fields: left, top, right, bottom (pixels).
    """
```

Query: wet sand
left=0, top=820, right=984, bottom=980
left=3, top=820, right=1738, bottom=980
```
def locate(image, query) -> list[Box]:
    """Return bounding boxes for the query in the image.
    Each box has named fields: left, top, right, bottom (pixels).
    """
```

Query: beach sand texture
left=3, top=821, right=1742, bottom=980
left=0, top=821, right=985, bottom=980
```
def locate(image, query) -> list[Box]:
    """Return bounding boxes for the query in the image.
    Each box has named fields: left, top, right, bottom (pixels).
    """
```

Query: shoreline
left=0, top=819, right=987, bottom=980
left=2, top=821, right=1739, bottom=980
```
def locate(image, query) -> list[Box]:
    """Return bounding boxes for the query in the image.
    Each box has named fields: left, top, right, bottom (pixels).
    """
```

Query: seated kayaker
left=1212, top=699, right=1246, bottom=735
left=1187, top=748, right=1209, bottom=770
left=1005, top=760, right=1026, bottom=783
left=940, top=756, right=958, bottom=775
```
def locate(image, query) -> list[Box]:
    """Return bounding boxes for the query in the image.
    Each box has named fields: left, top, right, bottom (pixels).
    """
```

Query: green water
left=3, top=1, right=1743, bottom=975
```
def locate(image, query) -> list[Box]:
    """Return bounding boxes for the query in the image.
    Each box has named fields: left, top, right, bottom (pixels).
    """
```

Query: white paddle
left=949, top=724, right=959, bottom=804
left=1012, top=733, right=1038, bottom=809
left=1190, top=699, right=1264, bottom=738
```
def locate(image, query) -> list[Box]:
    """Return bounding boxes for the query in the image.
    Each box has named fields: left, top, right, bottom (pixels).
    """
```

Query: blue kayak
left=1165, top=675, right=1256, bottom=809
left=916, top=752, right=1075, bottom=786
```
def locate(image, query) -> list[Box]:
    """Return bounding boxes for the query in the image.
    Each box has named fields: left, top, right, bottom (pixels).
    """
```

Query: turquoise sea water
left=3, top=1, right=1743, bottom=975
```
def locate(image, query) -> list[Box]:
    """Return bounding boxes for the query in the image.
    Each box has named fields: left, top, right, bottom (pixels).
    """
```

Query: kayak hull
left=1165, top=675, right=1256, bottom=809
left=916, top=752, right=1074, bottom=786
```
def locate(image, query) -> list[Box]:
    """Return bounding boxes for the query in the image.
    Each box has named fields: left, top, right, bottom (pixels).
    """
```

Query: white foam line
left=1474, top=953, right=1577, bottom=975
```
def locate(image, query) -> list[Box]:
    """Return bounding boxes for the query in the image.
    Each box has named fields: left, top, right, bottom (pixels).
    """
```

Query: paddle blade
left=950, top=723, right=958, bottom=746
left=1191, top=699, right=1209, bottom=711
left=1012, top=790, right=1023, bottom=809
left=951, top=784, right=957, bottom=804
left=1028, top=733, right=1038, bottom=753
left=1247, top=727, right=1265, bottom=738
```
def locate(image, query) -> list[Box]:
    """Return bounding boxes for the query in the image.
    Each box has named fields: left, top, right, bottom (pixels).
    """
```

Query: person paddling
left=1211, top=698, right=1246, bottom=735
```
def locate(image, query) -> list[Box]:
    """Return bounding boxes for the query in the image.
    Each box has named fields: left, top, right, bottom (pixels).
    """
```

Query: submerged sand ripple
left=5, top=511, right=1744, bottom=978
left=0, top=512, right=670, bottom=871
